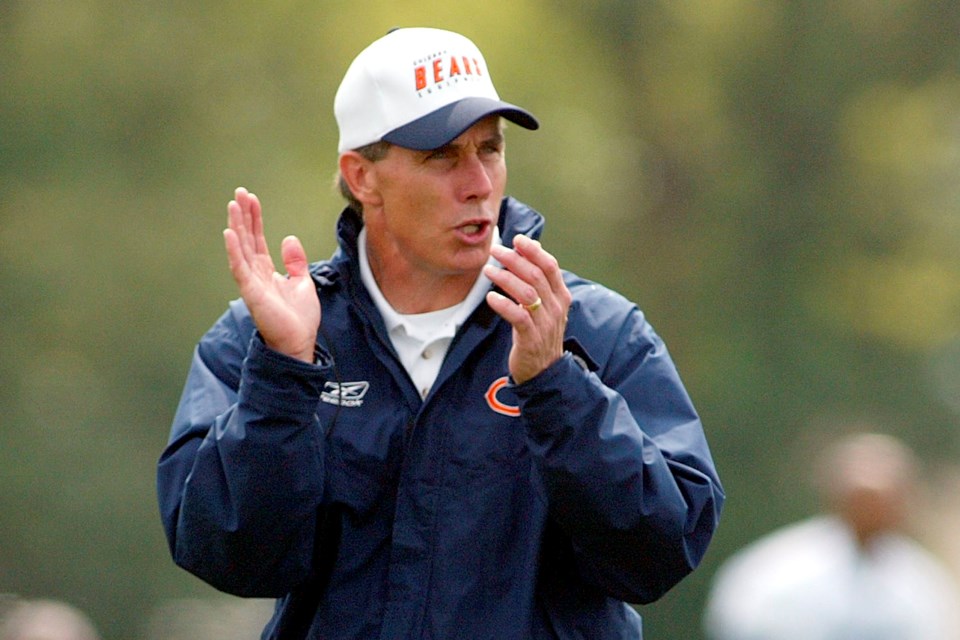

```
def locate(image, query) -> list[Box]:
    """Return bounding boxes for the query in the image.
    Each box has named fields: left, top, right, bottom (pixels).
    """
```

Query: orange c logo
left=484, top=376, right=521, bottom=417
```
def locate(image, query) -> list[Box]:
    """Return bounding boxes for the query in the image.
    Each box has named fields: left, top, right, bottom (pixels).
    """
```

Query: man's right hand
left=223, top=187, right=321, bottom=363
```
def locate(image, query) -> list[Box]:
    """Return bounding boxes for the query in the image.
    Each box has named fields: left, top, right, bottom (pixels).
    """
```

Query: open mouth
left=458, top=221, right=489, bottom=238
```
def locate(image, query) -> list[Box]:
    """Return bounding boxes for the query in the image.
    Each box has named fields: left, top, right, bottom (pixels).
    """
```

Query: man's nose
left=457, top=153, right=494, bottom=202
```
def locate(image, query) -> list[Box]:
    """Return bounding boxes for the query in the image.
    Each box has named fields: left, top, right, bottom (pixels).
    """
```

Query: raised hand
left=483, top=235, right=572, bottom=384
left=223, top=187, right=321, bottom=363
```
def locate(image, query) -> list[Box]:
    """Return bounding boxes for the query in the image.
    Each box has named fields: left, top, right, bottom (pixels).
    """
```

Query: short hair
left=335, top=140, right=392, bottom=214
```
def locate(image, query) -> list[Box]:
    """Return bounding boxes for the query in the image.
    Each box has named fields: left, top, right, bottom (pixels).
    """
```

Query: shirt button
left=421, top=388, right=429, bottom=398
left=422, top=349, right=432, bottom=359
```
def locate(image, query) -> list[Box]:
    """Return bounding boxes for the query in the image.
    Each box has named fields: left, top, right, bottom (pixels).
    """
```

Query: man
left=0, top=599, right=100, bottom=640
left=158, top=27, right=724, bottom=639
left=703, top=432, right=960, bottom=640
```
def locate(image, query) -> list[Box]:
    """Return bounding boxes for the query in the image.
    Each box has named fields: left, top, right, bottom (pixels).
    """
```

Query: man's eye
left=426, top=149, right=453, bottom=160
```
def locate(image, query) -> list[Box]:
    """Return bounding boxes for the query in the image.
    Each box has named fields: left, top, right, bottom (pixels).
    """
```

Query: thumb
left=280, top=235, right=309, bottom=277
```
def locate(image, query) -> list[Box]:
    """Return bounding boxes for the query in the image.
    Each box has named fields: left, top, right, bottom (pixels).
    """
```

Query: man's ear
left=339, top=152, right=382, bottom=208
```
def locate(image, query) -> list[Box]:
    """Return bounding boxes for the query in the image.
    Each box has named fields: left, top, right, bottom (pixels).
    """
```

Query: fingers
left=228, top=187, right=266, bottom=260
left=488, top=238, right=540, bottom=306
left=484, top=235, right=572, bottom=384
left=244, top=189, right=268, bottom=256
left=223, top=226, right=249, bottom=287
left=485, top=235, right=570, bottom=314
left=515, top=235, right=568, bottom=306
left=225, top=187, right=281, bottom=294
left=226, top=187, right=272, bottom=262
left=222, top=189, right=322, bottom=362
left=281, top=235, right=309, bottom=278
left=224, top=189, right=310, bottom=285
left=484, top=289, right=532, bottom=325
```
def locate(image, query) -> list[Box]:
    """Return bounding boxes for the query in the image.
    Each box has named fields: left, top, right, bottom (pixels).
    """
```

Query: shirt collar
left=358, top=226, right=501, bottom=338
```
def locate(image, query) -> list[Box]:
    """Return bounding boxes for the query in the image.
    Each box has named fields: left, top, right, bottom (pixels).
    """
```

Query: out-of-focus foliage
left=2, top=0, right=960, bottom=638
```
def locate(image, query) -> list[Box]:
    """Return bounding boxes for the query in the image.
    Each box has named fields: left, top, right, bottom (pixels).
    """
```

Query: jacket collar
left=493, top=196, right=545, bottom=249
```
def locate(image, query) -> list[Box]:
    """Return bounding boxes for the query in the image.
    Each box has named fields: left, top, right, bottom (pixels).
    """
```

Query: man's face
left=363, top=115, right=507, bottom=281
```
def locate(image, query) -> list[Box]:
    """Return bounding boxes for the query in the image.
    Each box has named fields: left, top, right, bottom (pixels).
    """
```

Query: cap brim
left=382, top=97, right=539, bottom=151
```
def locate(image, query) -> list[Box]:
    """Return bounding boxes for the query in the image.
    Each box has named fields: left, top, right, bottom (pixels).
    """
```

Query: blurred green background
left=4, top=0, right=960, bottom=638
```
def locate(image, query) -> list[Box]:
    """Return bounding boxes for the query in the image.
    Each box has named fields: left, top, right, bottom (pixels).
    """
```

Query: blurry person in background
left=703, top=431, right=960, bottom=640
left=0, top=599, right=100, bottom=640
left=141, top=598, right=274, bottom=640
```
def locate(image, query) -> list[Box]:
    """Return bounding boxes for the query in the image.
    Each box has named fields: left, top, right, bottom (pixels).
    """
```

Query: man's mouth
left=458, top=221, right=490, bottom=237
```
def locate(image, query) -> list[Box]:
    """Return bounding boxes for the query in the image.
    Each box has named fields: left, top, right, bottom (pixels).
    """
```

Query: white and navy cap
left=334, top=27, right=539, bottom=153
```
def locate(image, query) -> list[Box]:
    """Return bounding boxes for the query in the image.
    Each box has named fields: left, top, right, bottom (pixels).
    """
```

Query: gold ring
left=524, top=297, right=543, bottom=312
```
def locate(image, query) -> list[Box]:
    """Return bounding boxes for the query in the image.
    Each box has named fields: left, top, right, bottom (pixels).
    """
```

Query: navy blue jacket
left=157, top=197, right=724, bottom=639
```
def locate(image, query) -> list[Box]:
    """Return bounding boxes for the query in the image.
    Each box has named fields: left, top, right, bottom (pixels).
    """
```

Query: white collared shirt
left=358, top=227, right=500, bottom=399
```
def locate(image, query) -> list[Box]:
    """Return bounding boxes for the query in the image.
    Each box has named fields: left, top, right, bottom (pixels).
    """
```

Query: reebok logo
left=321, top=381, right=370, bottom=408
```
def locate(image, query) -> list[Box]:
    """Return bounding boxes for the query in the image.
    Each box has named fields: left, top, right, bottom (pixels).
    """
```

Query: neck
left=366, top=247, right=478, bottom=314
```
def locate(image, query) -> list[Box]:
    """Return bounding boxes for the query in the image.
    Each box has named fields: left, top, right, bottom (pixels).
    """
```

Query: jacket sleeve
left=512, top=294, right=724, bottom=605
left=156, top=300, right=329, bottom=597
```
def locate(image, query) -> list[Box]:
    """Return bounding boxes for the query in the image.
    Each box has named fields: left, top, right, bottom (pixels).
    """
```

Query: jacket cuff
left=510, top=353, right=592, bottom=432
left=237, top=335, right=330, bottom=419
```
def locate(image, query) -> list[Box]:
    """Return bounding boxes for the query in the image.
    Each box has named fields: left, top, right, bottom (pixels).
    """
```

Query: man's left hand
left=484, top=235, right=572, bottom=384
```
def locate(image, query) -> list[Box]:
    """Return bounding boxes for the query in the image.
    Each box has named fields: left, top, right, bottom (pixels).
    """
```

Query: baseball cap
left=334, top=27, right=539, bottom=153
